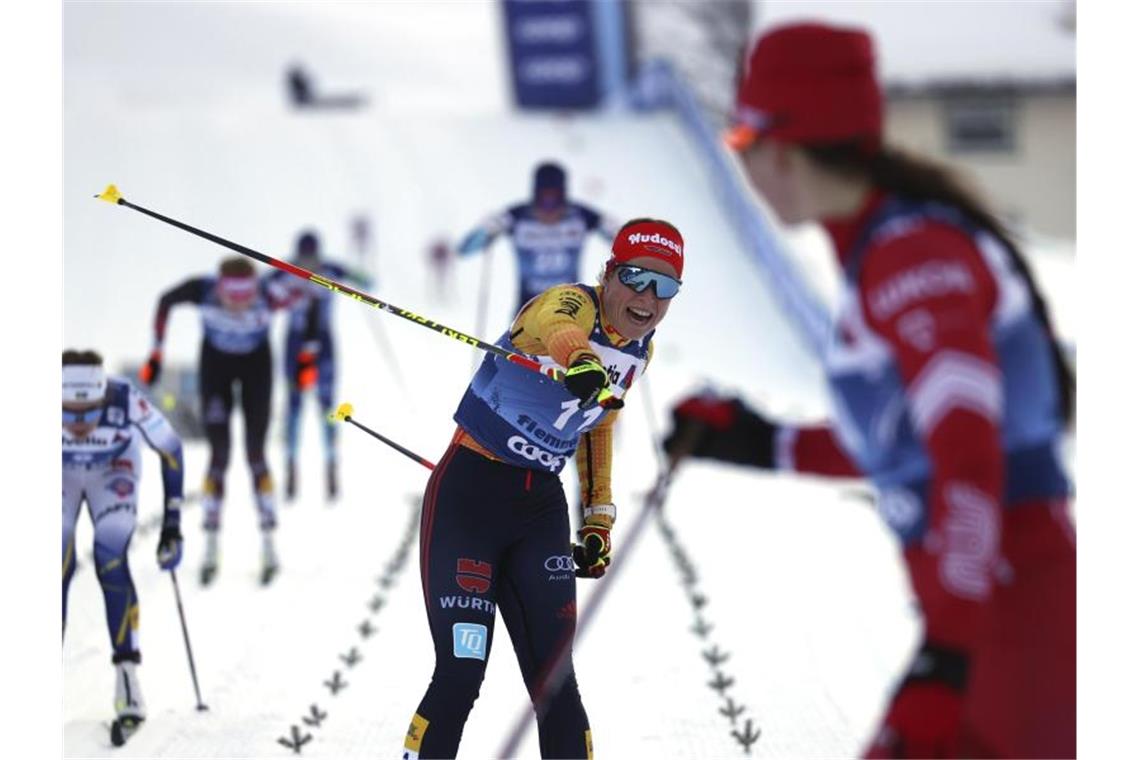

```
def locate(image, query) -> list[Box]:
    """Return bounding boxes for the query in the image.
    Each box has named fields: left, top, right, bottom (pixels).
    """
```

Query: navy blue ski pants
left=405, top=442, right=591, bottom=759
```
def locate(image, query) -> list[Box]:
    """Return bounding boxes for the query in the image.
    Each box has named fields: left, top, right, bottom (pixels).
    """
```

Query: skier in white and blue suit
left=62, top=349, right=185, bottom=732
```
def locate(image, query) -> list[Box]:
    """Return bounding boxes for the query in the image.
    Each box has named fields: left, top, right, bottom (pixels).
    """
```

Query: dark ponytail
left=804, top=142, right=1075, bottom=427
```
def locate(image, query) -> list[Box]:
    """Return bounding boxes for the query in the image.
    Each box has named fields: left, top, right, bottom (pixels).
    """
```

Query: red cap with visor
left=607, top=219, right=684, bottom=279
left=724, top=22, right=883, bottom=151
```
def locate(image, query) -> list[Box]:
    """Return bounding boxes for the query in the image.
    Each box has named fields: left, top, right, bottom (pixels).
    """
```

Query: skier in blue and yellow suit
left=402, top=218, right=685, bottom=760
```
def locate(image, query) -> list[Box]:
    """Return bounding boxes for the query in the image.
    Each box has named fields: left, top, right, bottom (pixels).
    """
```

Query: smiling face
left=600, top=255, right=679, bottom=341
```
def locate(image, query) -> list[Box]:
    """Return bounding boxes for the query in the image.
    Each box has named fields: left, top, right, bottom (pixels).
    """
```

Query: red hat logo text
left=610, top=220, right=684, bottom=278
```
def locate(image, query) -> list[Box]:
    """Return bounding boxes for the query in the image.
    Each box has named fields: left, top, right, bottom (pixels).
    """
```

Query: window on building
left=943, top=96, right=1018, bottom=154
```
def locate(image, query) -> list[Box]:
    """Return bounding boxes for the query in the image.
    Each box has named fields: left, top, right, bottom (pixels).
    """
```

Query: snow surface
left=62, top=3, right=1071, bottom=758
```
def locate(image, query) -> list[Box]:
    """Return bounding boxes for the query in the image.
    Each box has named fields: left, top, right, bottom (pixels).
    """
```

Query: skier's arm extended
left=152, top=277, right=208, bottom=348
left=456, top=210, right=513, bottom=256
left=141, top=278, right=209, bottom=386
left=512, top=285, right=598, bottom=368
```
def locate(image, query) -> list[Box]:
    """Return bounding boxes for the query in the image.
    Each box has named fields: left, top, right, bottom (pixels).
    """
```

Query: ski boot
left=199, top=530, right=220, bottom=586
left=260, top=530, right=279, bottom=586
left=110, top=657, right=146, bottom=746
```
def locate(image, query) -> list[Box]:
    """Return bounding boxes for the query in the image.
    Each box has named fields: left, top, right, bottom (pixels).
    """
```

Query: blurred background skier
left=455, top=161, right=626, bottom=507
left=271, top=229, right=373, bottom=502
left=665, top=22, right=1075, bottom=759
left=62, top=349, right=185, bottom=744
left=140, top=256, right=297, bottom=586
left=455, top=161, right=623, bottom=319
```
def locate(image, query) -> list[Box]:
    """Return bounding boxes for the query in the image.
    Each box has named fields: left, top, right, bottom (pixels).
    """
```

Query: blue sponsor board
left=502, top=0, right=599, bottom=109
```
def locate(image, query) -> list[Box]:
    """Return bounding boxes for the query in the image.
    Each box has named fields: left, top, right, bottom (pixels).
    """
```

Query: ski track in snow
left=63, top=4, right=1070, bottom=757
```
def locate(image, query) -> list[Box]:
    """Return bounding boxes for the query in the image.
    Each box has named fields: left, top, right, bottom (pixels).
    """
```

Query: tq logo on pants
left=452, top=622, right=488, bottom=660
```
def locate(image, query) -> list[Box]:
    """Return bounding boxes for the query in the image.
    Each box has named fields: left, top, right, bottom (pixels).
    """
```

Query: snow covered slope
left=63, top=3, right=1069, bottom=758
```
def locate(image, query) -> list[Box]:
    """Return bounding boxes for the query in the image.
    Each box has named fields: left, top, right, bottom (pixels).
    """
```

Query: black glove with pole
left=563, top=355, right=623, bottom=409
left=572, top=504, right=615, bottom=579
left=156, top=498, right=183, bottom=570
left=663, top=395, right=777, bottom=468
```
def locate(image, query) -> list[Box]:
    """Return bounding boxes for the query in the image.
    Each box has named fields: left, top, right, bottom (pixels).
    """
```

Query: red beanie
left=608, top=220, right=684, bottom=278
left=725, top=22, right=882, bottom=150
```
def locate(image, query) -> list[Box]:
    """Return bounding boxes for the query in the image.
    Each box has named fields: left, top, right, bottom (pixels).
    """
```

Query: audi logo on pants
left=544, top=555, right=574, bottom=572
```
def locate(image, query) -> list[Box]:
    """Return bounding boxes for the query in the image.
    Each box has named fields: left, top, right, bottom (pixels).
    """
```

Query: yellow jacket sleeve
left=576, top=410, right=618, bottom=526
left=573, top=341, right=653, bottom=524
left=511, top=285, right=599, bottom=367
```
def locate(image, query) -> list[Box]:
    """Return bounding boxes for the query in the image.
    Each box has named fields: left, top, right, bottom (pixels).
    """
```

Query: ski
left=109, top=716, right=143, bottom=747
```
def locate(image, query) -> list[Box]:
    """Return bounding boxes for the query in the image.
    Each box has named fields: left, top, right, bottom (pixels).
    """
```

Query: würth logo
left=456, top=558, right=492, bottom=594
left=627, top=232, right=682, bottom=256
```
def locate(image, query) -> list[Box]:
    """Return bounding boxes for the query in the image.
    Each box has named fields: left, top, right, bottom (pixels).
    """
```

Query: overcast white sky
left=754, top=0, right=1075, bottom=85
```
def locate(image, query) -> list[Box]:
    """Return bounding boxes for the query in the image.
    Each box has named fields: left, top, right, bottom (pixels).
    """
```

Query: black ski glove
left=564, top=355, right=619, bottom=408
left=663, top=395, right=777, bottom=468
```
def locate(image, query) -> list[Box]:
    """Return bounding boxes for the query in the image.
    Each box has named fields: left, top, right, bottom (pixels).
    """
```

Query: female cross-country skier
left=62, top=349, right=185, bottom=745
left=455, top=161, right=622, bottom=316
left=270, top=229, right=372, bottom=502
left=403, top=218, right=684, bottom=759
left=141, top=256, right=297, bottom=585
left=665, top=22, right=1075, bottom=759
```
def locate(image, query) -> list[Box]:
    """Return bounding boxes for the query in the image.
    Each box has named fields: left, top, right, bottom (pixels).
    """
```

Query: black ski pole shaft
left=496, top=465, right=679, bottom=757
left=94, top=185, right=604, bottom=396
left=638, top=374, right=669, bottom=472
left=329, top=403, right=435, bottom=470
left=471, top=246, right=494, bottom=375
left=359, top=308, right=412, bottom=401
left=169, top=568, right=208, bottom=711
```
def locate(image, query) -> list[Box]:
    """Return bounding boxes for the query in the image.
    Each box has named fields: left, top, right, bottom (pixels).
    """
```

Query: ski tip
left=95, top=184, right=123, bottom=204
left=330, top=402, right=354, bottom=422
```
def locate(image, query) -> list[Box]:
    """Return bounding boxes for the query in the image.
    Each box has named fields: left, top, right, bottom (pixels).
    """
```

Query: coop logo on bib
left=507, top=435, right=566, bottom=471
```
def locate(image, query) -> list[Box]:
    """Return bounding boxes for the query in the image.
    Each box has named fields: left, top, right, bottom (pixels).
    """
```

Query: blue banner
left=502, top=0, right=600, bottom=109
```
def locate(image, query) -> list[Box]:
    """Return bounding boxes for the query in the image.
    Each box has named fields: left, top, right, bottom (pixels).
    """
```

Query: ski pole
left=95, top=185, right=622, bottom=409
left=329, top=403, right=435, bottom=470
left=637, top=374, right=669, bottom=472
left=358, top=309, right=413, bottom=402
left=471, top=245, right=494, bottom=375
left=496, top=462, right=681, bottom=757
left=495, top=421, right=701, bottom=757
left=169, top=568, right=208, bottom=711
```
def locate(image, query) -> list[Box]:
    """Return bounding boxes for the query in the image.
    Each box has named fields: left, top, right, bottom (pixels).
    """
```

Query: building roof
left=754, top=0, right=1075, bottom=90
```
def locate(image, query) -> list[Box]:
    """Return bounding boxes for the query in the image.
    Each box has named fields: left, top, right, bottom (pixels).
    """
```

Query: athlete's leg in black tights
left=405, top=444, right=591, bottom=759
